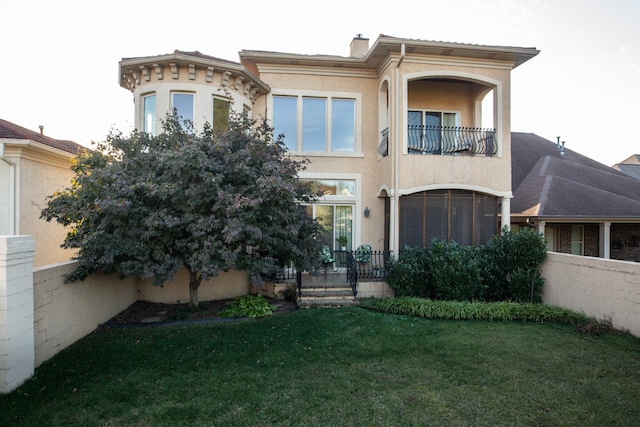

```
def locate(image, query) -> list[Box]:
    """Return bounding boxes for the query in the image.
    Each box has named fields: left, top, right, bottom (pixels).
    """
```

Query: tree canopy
left=42, top=113, right=323, bottom=307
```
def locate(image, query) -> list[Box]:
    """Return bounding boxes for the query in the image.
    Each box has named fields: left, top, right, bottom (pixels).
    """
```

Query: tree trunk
left=185, top=263, right=202, bottom=309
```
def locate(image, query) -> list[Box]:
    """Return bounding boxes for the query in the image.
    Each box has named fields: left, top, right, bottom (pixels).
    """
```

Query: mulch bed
left=104, top=298, right=297, bottom=326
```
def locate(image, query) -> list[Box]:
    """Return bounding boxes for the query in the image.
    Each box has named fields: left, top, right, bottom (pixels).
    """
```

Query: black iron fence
left=408, top=125, right=496, bottom=156
left=263, top=250, right=393, bottom=298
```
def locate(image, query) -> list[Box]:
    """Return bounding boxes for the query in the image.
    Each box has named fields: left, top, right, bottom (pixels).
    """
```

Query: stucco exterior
left=120, top=35, right=538, bottom=255
left=0, top=139, right=78, bottom=267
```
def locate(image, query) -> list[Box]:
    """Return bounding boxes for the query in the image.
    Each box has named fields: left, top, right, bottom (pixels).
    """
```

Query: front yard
left=1, top=307, right=638, bottom=426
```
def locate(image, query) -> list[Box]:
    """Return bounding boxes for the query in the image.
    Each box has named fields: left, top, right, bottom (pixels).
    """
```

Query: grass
left=1, top=307, right=639, bottom=426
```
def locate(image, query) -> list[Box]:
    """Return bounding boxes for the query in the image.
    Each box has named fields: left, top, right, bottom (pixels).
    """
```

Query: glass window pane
left=301, top=179, right=355, bottom=197
left=143, top=94, right=156, bottom=134
left=315, top=205, right=335, bottom=248
left=303, top=98, right=326, bottom=151
left=273, top=96, right=297, bottom=151
left=172, top=93, right=194, bottom=123
left=213, top=97, right=229, bottom=132
left=331, top=99, right=355, bottom=152
left=335, top=206, right=353, bottom=250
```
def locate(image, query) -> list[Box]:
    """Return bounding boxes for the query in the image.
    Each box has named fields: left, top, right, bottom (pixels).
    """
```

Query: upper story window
left=172, top=92, right=194, bottom=124
left=273, top=95, right=356, bottom=154
left=143, top=94, right=156, bottom=135
left=212, top=97, right=229, bottom=132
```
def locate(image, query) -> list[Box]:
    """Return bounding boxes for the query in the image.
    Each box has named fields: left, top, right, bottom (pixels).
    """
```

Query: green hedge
left=385, top=227, right=547, bottom=303
left=362, top=297, right=589, bottom=325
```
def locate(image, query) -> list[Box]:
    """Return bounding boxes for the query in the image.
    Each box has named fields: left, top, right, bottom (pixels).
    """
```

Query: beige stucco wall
left=1, top=144, right=76, bottom=267
left=541, top=252, right=640, bottom=337
left=33, top=261, right=138, bottom=366
left=137, top=268, right=250, bottom=304
left=258, top=70, right=386, bottom=250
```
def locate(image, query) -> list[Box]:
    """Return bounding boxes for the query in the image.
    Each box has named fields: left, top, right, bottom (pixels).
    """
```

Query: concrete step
left=300, top=288, right=354, bottom=298
left=297, top=297, right=359, bottom=308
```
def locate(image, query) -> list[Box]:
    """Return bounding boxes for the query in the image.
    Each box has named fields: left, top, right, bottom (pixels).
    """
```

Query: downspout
left=391, top=43, right=405, bottom=257
left=0, top=142, right=16, bottom=234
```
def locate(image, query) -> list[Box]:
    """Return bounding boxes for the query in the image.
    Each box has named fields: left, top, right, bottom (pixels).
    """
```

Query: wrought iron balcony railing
left=408, top=125, right=496, bottom=156
left=378, top=127, right=389, bottom=156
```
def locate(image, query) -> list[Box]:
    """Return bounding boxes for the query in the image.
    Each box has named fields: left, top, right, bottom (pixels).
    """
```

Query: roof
left=511, top=133, right=640, bottom=220
left=240, top=34, right=539, bottom=70
left=613, top=154, right=640, bottom=180
left=0, top=118, right=83, bottom=154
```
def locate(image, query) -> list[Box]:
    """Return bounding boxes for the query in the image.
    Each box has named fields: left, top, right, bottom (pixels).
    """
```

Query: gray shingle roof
left=511, top=133, right=640, bottom=219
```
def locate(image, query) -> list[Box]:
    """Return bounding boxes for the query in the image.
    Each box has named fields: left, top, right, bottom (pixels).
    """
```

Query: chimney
left=39, top=125, right=44, bottom=135
left=350, top=34, right=369, bottom=58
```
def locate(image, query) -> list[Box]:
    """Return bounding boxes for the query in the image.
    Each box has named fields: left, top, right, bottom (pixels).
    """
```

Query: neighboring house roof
left=613, top=154, right=640, bottom=180
left=240, top=34, right=539, bottom=71
left=511, top=132, right=640, bottom=220
left=0, top=118, right=82, bottom=154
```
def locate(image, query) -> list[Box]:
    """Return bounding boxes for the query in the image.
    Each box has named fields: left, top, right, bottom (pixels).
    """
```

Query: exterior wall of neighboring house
left=0, top=141, right=77, bottom=267
left=611, top=223, right=640, bottom=261
left=518, top=221, right=640, bottom=262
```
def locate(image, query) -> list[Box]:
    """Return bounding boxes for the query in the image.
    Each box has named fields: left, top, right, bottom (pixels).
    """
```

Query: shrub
left=219, top=295, right=276, bottom=318
left=482, top=227, right=547, bottom=303
left=385, top=247, right=431, bottom=298
left=428, top=240, right=485, bottom=301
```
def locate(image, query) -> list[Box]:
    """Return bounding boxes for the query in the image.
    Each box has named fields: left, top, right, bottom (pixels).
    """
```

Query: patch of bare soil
left=104, top=298, right=296, bottom=326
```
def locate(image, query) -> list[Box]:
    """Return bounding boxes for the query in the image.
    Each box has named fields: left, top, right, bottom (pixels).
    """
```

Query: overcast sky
left=1, top=0, right=638, bottom=167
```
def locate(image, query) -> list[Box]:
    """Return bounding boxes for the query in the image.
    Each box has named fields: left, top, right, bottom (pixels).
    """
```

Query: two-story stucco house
left=119, top=34, right=539, bottom=261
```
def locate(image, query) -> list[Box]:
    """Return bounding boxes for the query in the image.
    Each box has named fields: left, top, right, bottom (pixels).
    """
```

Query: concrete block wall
left=542, top=252, right=640, bottom=337
left=33, top=262, right=138, bottom=367
left=0, top=236, right=35, bottom=393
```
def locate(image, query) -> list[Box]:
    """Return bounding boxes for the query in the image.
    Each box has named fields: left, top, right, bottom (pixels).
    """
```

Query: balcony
left=408, top=125, right=496, bottom=156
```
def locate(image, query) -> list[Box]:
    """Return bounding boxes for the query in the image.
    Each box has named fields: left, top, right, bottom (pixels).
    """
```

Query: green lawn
left=1, top=307, right=639, bottom=426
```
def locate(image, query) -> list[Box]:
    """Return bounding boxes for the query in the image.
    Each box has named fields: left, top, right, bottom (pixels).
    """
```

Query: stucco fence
left=2, top=236, right=640, bottom=393
left=541, top=251, right=640, bottom=336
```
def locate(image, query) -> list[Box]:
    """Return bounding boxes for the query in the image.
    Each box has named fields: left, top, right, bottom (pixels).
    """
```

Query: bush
left=219, top=295, right=276, bottom=318
left=428, top=240, right=485, bottom=301
left=385, top=247, right=431, bottom=298
left=386, top=228, right=547, bottom=304
left=482, top=227, right=547, bottom=303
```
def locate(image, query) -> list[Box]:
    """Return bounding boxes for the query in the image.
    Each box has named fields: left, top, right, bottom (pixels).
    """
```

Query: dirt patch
left=104, top=298, right=297, bottom=325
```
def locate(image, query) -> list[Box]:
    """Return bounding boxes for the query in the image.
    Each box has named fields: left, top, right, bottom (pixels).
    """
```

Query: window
left=301, top=179, right=355, bottom=197
left=571, top=225, right=584, bottom=255
left=172, top=92, right=194, bottom=123
left=143, top=94, right=156, bottom=135
left=408, top=110, right=459, bottom=153
left=302, top=178, right=356, bottom=253
left=273, top=95, right=356, bottom=153
left=212, top=97, right=229, bottom=132
left=398, top=190, right=498, bottom=248
left=307, top=205, right=354, bottom=252
left=273, top=96, right=297, bottom=151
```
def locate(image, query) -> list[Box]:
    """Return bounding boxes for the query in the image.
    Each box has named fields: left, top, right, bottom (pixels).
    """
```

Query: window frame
left=212, top=96, right=230, bottom=132
left=142, top=93, right=156, bottom=135
left=271, top=90, right=361, bottom=156
left=570, top=225, right=584, bottom=255
left=171, top=91, right=195, bottom=124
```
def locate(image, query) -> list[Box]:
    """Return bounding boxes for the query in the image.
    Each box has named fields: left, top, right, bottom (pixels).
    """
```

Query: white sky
left=1, top=0, right=639, bottom=167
